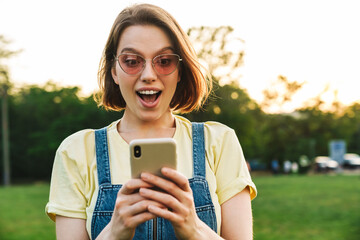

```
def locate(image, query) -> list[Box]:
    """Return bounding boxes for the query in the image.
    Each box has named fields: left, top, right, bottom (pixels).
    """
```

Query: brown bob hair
left=95, top=4, right=212, bottom=113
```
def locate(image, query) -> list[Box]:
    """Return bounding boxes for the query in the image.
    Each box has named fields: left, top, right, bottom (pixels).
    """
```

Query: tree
left=8, top=82, right=120, bottom=180
left=187, top=26, right=245, bottom=85
left=185, top=26, right=264, bottom=159
left=260, top=113, right=300, bottom=165
left=0, top=35, right=19, bottom=185
left=0, top=65, right=10, bottom=186
left=337, top=103, right=360, bottom=153
left=262, top=75, right=304, bottom=113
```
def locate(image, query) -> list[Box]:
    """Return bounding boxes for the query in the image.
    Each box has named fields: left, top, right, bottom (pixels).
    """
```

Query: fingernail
left=141, top=172, right=150, bottom=180
left=140, top=188, right=150, bottom=194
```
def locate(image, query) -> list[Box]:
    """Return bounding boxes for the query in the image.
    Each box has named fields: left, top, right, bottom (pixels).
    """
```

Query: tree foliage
left=4, top=82, right=121, bottom=181
left=185, top=26, right=360, bottom=167
left=185, top=26, right=264, bottom=159
left=185, top=82, right=264, bottom=159
left=187, top=26, right=244, bottom=85
left=262, top=75, right=305, bottom=113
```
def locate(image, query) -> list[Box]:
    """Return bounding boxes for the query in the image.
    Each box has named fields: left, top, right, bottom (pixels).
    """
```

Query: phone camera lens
left=134, top=146, right=141, bottom=158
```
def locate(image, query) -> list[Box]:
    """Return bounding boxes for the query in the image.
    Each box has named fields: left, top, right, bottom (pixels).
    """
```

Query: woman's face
left=112, top=25, right=180, bottom=123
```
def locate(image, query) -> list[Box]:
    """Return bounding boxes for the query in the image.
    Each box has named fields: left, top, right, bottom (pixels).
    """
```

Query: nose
left=140, top=60, right=157, bottom=83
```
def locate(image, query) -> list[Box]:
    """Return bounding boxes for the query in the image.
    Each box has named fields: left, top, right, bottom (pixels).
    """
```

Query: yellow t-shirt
left=45, top=115, right=257, bottom=237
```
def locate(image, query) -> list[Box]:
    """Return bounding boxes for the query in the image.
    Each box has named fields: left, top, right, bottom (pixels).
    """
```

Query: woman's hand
left=139, top=168, right=221, bottom=240
left=97, top=178, right=166, bottom=240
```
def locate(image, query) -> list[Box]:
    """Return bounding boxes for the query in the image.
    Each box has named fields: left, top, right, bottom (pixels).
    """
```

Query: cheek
left=167, top=78, right=179, bottom=96
left=117, top=75, right=137, bottom=95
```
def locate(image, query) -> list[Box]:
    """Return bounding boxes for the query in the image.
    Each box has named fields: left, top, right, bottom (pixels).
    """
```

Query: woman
left=46, top=4, right=257, bottom=239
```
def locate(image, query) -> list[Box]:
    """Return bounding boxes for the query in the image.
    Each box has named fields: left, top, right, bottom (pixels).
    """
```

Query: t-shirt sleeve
left=45, top=131, right=93, bottom=221
left=208, top=125, right=257, bottom=205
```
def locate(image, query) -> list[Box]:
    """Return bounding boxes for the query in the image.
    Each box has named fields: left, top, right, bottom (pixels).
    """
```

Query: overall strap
left=192, top=122, right=206, bottom=177
left=94, top=127, right=112, bottom=185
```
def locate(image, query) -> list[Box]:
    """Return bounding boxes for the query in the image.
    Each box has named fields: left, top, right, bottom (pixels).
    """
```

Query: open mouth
left=136, top=90, right=162, bottom=103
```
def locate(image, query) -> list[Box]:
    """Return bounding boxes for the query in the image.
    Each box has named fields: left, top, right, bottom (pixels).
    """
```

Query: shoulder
left=204, top=121, right=235, bottom=136
left=203, top=122, right=239, bottom=152
left=55, top=129, right=97, bottom=167
left=175, top=115, right=237, bottom=144
left=57, top=129, right=96, bottom=153
left=57, top=120, right=120, bottom=153
left=175, top=115, right=234, bottom=134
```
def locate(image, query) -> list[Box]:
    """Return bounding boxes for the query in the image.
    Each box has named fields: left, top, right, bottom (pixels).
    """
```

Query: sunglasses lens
left=118, top=54, right=144, bottom=74
left=117, top=54, right=180, bottom=75
left=153, top=54, right=180, bottom=75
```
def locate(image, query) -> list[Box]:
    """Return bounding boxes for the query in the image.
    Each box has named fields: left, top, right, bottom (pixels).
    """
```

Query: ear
left=111, top=66, right=119, bottom=85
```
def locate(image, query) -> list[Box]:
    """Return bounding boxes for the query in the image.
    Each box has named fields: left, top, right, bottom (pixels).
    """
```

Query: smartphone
left=129, top=138, right=177, bottom=178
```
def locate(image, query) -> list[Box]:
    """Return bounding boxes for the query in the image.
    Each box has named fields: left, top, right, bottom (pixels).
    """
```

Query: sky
left=1, top=0, right=360, bottom=112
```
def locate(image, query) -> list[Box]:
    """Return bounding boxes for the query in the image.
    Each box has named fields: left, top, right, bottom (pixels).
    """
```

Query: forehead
left=117, top=25, right=174, bottom=55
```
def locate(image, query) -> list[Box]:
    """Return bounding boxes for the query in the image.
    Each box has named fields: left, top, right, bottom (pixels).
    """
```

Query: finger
left=131, top=199, right=168, bottom=215
left=140, top=171, right=191, bottom=201
left=115, top=195, right=167, bottom=218
left=115, top=192, right=150, bottom=209
left=161, top=168, right=191, bottom=191
left=119, top=179, right=154, bottom=195
left=147, top=205, right=182, bottom=222
left=123, top=212, right=157, bottom=228
left=139, top=188, right=185, bottom=214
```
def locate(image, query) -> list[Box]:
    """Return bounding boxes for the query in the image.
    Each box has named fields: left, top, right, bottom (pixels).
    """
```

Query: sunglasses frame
left=115, top=53, right=182, bottom=76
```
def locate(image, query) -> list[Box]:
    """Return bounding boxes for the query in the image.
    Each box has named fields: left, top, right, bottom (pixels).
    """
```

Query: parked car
left=343, top=153, right=360, bottom=169
left=314, top=156, right=339, bottom=171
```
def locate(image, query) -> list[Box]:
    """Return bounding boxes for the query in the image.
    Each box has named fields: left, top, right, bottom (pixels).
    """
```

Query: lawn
left=252, top=174, right=360, bottom=240
left=0, top=174, right=359, bottom=239
left=0, top=183, right=55, bottom=240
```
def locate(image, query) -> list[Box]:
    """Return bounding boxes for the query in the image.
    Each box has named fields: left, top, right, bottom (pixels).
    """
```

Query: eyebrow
left=120, top=46, right=175, bottom=55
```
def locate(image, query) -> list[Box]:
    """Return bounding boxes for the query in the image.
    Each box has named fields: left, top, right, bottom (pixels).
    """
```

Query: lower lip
left=137, top=94, right=161, bottom=108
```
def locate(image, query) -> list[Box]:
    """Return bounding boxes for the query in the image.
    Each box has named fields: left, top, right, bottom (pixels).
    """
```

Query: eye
left=120, top=54, right=143, bottom=68
left=154, top=55, right=173, bottom=67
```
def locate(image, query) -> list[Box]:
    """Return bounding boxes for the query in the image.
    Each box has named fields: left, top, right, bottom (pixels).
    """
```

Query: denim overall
left=91, top=122, right=217, bottom=239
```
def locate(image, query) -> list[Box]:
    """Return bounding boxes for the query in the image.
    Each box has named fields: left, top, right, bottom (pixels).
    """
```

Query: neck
left=117, top=111, right=176, bottom=142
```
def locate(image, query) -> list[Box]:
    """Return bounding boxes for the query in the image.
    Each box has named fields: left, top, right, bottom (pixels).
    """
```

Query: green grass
left=252, top=174, right=360, bottom=240
left=0, top=175, right=359, bottom=239
left=0, top=183, right=55, bottom=240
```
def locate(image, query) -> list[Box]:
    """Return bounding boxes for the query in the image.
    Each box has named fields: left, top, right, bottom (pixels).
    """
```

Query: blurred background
left=0, top=0, right=359, bottom=239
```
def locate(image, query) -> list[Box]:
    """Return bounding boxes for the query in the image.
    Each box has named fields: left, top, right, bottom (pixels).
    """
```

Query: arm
left=220, top=187, right=253, bottom=240
left=56, top=216, right=89, bottom=240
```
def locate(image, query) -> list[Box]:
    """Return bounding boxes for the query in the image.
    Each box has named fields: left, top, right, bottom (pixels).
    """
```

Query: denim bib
left=91, top=122, right=217, bottom=239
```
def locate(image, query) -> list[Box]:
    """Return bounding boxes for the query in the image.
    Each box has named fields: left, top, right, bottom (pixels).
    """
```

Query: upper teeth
left=138, top=90, right=159, bottom=95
